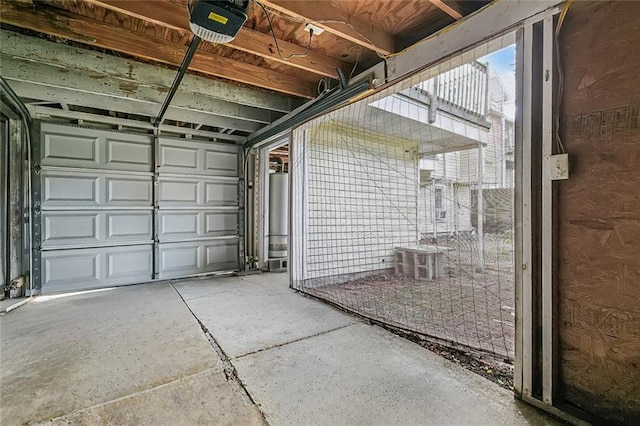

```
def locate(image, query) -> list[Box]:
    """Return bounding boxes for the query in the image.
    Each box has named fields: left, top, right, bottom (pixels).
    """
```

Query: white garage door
left=156, top=137, right=240, bottom=279
left=35, top=123, right=240, bottom=293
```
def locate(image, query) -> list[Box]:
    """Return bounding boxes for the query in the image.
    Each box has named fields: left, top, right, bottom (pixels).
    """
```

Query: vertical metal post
left=520, top=22, right=534, bottom=399
left=431, top=180, right=437, bottom=241
left=0, top=118, right=7, bottom=289
left=541, top=16, right=555, bottom=405
left=238, top=147, right=246, bottom=271
left=450, top=180, right=455, bottom=236
left=8, top=118, right=24, bottom=297
left=246, top=149, right=256, bottom=268
left=29, top=120, right=41, bottom=294
left=152, top=128, right=160, bottom=279
left=476, top=140, right=485, bottom=273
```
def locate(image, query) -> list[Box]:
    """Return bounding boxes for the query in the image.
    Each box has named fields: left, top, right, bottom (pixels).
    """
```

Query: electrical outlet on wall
left=547, top=153, right=569, bottom=180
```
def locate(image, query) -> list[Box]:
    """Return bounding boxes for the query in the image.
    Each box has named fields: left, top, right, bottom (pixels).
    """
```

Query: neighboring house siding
left=300, top=122, right=419, bottom=283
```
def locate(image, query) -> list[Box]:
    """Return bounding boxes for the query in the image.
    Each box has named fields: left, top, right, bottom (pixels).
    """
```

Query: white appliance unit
left=268, top=172, right=288, bottom=268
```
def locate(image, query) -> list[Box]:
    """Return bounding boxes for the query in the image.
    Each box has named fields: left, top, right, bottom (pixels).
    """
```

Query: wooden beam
left=429, top=0, right=464, bottom=20
left=257, top=0, right=395, bottom=55
left=1, top=55, right=271, bottom=131
left=83, top=0, right=347, bottom=79
left=385, top=1, right=560, bottom=82
left=27, top=105, right=247, bottom=143
left=0, top=1, right=317, bottom=98
left=1, top=31, right=299, bottom=113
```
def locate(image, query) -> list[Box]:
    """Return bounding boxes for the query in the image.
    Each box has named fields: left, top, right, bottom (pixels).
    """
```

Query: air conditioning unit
left=435, top=210, right=447, bottom=222
left=188, top=0, right=249, bottom=44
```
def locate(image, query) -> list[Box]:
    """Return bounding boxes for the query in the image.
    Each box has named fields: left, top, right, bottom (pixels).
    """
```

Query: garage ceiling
left=1, top=0, right=490, bottom=137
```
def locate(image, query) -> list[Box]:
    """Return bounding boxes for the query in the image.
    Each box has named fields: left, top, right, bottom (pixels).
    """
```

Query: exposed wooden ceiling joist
left=0, top=1, right=318, bottom=98
left=256, top=0, right=395, bottom=55
left=429, top=0, right=463, bottom=20
left=84, top=0, right=349, bottom=79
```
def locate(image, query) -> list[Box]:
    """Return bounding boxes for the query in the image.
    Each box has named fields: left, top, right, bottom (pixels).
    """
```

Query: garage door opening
left=290, top=40, right=517, bottom=385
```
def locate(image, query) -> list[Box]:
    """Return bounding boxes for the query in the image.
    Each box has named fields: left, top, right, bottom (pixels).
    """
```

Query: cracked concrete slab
left=233, top=322, right=561, bottom=426
left=173, top=274, right=358, bottom=359
left=0, top=282, right=263, bottom=426
left=38, top=369, right=264, bottom=426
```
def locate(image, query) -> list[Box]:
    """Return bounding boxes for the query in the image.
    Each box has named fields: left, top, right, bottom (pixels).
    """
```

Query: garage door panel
left=106, top=177, right=153, bottom=204
left=42, top=211, right=153, bottom=249
left=106, top=212, right=152, bottom=241
left=37, top=124, right=156, bottom=293
left=41, top=123, right=152, bottom=172
left=158, top=177, right=237, bottom=208
left=159, top=211, right=200, bottom=240
left=204, top=240, right=239, bottom=270
left=158, top=239, right=238, bottom=278
left=158, top=178, right=200, bottom=205
left=160, top=243, right=201, bottom=275
left=159, top=138, right=238, bottom=176
left=204, top=211, right=238, bottom=236
left=106, top=138, right=152, bottom=170
left=43, top=132, right=99, bottom=165
left=160, top=145, right=199, bottom=170
left=42, top=171, right=152, bottom=208
left=43, top=173, right=99, bottom=205
left=36, top=126, right=242, bottom=292
left=158, top=210, right=238, bottom=241
left=106, top=248, right=153, bottom=279
left=43, top=250, right=100, bottom=290
left=43, top=212, right=99, bottom=247
left=42, top=245, right=153, bottom=293
left=204, top=181, right=238, bottom=206
left=204, top=147, right=238, bottom=176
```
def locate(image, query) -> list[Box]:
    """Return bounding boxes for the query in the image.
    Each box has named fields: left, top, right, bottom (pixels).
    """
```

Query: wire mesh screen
left=290, top=44, right=516, bottom=360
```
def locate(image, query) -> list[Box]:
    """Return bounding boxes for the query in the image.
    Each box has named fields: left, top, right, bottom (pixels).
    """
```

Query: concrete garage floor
left=1, top=274, right=561, bottom=425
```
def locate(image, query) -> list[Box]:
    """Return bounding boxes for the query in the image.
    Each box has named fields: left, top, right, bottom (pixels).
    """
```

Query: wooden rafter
left=84, top=0, right=348, bottom=79
left=429, top=0, right=463, bottom=20
left=257, top=0, right=395, bottom=55
left=0, top=1, right=317, bottom=98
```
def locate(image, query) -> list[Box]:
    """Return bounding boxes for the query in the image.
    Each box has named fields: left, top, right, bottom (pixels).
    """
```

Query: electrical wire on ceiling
left=553, top=0, right=574, bottom=154
left=252, top=0, right=313, bottom=60
left=348, top=46, right=362, bottom=81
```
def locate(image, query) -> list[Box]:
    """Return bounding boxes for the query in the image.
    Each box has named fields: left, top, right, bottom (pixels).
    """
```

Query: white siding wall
left=295, top=122, right=419, bottom=283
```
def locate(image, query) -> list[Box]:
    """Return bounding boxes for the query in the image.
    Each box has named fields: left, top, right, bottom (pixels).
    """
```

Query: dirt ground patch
left=305, top=268, right=514, bottom=360
left=300, top=233, right=516, bottom=388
